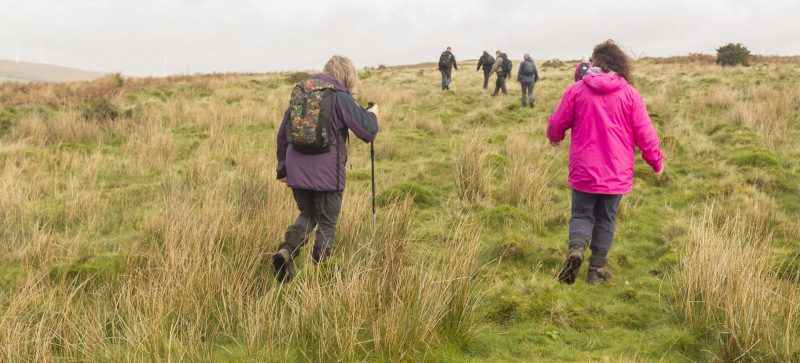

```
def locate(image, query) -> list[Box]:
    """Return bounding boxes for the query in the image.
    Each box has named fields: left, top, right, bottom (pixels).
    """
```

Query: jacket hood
left=309, top=73, right=351, bottom=94
left=582, top=67, right=627, bottom=94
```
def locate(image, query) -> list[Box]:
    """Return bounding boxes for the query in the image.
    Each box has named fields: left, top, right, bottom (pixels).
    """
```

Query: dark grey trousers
left=568, top=188, right=622, bottom=267
left=493, top=73, right=507, bottom=95
left=280, top=188, right=343, bottom=259
left=520, top=81, right=535, bottom=105
left=482, top=68, right=491, bottom=89
left=440, top=69, right=452, bottom=90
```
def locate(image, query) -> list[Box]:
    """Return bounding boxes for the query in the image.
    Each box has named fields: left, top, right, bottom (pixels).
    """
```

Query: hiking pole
left=366, top=102, right=376, bottom=236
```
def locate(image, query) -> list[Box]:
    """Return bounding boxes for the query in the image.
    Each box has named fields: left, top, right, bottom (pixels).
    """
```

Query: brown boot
left=587, top=267, right=612, bottom=286
left=557, top=244, right=585, bottom=284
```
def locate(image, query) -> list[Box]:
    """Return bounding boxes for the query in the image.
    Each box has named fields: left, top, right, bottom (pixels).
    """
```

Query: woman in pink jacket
left=547, top=40, right=664, bottom=286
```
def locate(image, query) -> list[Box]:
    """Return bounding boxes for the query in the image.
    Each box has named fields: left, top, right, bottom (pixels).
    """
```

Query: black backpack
left=483, top=53, right=495, bottom=66
left=439, top=51, right=452, bottom=68
left=577, top=62, right=590, bottom=80
left=522, top=60, right=535, bottom=76
left=286, top=78, right=336, bottom=154
left=501, top=53, right=512, bottom=73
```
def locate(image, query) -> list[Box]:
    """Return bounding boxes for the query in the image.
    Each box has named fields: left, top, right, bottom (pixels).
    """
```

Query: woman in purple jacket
left=274, top=55, right=379, bottom=283
left=547, top=40, right=663, bottom=286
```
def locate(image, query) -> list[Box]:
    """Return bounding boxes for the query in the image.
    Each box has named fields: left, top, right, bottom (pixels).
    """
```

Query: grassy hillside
left=0, top=57, right=799, bottom=361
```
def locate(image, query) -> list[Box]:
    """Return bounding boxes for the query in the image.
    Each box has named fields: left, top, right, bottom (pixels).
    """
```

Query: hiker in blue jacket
left=517, top=54, right=539, bottom=108
left=274, top=55, right=380, bottom=283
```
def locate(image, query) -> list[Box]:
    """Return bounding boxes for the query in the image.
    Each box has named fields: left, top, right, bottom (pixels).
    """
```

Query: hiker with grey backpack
left=490, top=50, right=512, bottom=96
left=274, top=55, right=380, bottom=283
left=516, top=53, right=539, bottom=108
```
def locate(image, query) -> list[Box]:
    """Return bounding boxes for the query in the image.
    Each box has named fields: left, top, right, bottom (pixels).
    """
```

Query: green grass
left=1, top=58, right=799, bottom=361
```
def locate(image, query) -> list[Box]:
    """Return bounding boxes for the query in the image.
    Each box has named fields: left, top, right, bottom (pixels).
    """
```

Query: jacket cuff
left=276, top=169, right=286, bottom=180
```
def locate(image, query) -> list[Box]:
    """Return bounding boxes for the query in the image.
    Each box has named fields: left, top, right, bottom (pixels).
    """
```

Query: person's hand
left=550, top=140, right=560, bottom=147
left=278, top=177, right=286, bottom=183
left=652, top=168, right=663, bottom=180
left=367, top=104, right=380, bottom=118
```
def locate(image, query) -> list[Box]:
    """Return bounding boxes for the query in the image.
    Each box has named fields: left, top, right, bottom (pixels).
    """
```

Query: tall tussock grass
left=0, top=172, right=483, bottom=361
left=502, top=135, right=557, bottom=226
left=454, top=132, right=491, bottom=204
left=668, top=205, right=800, bottom=362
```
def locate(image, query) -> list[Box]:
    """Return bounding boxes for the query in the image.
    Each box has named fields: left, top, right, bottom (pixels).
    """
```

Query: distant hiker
left=516, top=53, right=539, bottom=108
left=548, top=40, right=664, bottom=286
left=476, top=50, right=495, bottom=89
left=490, top=50, right=511, bottom=96
left=274, top=55, right=380, bottom=283
left=574, top=55, right=592, bottom=82
left=438, top=46, right=458, bottom=91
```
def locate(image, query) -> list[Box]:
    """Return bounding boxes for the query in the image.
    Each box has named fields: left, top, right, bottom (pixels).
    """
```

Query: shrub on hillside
left=81, top=98, right=119, bottom=122
left=541, top=59, right=565, bottom=68
left=1, top=106, right=21, bottom=137
left=716, top=43, right=751, bottom=66
left=284, top=72, right=311, bottom=84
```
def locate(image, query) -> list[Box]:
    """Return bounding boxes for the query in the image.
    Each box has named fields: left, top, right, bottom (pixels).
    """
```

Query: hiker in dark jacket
left=274, top=55, right=380, bottom=283
left=476, top=50, right=495, bottom=89
left=574, top=55, right=592, bottom=82
left=490, top=50, right=510, bottom=96
left=438, top=46, right=458, bottom=91
left=517, top=53, right=539, bottom=108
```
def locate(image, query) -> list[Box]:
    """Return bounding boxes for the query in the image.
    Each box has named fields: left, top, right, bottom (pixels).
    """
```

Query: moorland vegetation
left=0, top=55, right=799, bottom=361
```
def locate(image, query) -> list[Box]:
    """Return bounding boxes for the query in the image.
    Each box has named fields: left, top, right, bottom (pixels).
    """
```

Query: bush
left=541, top=59, right=565, bottom=68
left=284, top=72, right=311, bottom=85
left=81, top=98, right=119, bottom=122
left=716, top=43, right=751, bottom=66
left=0, top=106, right=22, bottom=137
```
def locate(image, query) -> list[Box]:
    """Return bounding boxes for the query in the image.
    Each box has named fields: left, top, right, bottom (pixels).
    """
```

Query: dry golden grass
left=454, top=131, right=491, bottom=204
left=669, top=205, right=800, bottom=362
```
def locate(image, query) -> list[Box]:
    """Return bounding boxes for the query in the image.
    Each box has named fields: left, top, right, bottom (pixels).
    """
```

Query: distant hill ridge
left=0, top=58, right=106, bottom=83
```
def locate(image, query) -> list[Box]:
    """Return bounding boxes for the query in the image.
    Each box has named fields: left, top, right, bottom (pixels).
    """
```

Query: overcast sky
left=2, top=0, right=799, bottom=77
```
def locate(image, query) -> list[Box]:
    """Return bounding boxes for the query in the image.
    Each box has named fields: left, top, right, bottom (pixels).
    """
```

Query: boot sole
left=557, top=256, right=582, bottom=284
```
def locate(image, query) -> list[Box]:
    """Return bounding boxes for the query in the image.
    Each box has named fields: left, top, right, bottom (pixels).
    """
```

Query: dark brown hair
left=591, top=40, right=634, bottom=86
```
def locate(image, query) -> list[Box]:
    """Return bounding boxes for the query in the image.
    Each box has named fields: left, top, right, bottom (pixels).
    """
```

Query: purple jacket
left=276, top=73, right=378, bottom=191
left=547, top=68, right=663, bottom=194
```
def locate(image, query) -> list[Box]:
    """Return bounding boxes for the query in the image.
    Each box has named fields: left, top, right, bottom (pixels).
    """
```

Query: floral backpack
left=286, top=78, right=336, bottom=154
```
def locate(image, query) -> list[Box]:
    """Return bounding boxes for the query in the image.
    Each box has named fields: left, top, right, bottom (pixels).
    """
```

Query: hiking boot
left=557, top=245, right=585, bottom=284
left=529, top=102, right=534, bottom=108
left=311, top=246, right=331, bottom=265
left=587, top=267, right=612, bottom=286
left=272, top=248, right=294, bottom=283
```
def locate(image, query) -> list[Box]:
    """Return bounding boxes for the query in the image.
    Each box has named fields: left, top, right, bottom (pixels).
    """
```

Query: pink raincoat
left=547, top=69, right=663, bottom=194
